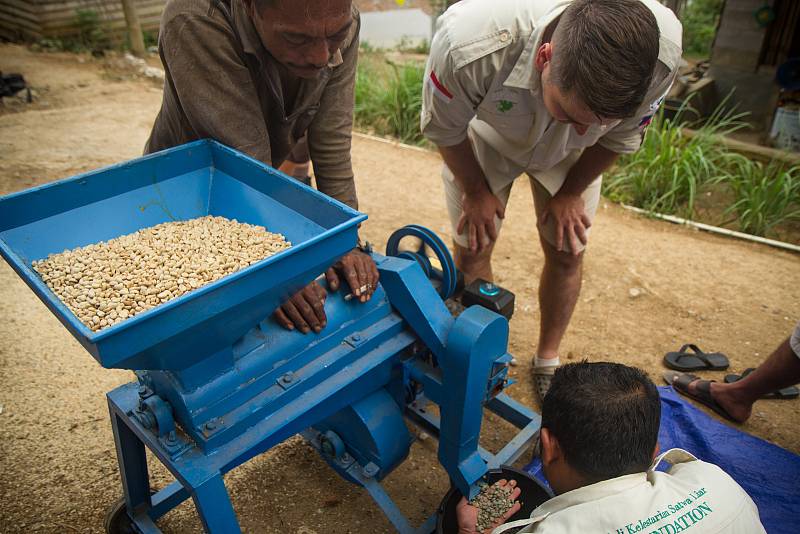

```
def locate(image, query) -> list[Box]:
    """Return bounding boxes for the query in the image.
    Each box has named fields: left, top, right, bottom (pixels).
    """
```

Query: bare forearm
left=560, top=143, right=619, bottom=196
left=438, top=138, right=490, bottom=196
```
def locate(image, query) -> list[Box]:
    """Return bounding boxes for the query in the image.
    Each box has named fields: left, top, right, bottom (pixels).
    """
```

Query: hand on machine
left=273, top=248, right=380, bottom=334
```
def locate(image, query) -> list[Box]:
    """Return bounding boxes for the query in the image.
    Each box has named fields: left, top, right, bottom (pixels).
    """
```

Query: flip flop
left=723, top=368, right=799, bottom=399
left=662, top=371, right=739, bottom=423
left=663, top=344, right=729, bottom=372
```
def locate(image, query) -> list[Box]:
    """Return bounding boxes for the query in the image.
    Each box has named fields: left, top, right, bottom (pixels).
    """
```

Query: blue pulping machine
left=0, top=140, right=541, bottom=533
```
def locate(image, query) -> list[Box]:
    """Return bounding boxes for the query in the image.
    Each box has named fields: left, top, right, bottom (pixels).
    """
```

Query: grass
left=605, top=97, right=800, bottom=239
left=724, top=159, right=800, bottom=237
left=682, top=0, right=725, bottom=58
left=603, top=98, right=749, bottom=219
left=355, top=50, right=427, bottom=146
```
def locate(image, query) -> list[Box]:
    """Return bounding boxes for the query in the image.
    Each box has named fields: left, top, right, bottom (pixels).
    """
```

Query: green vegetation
left=724, top=159, right=800, bottom=237
left=603, top=99, right=748, bottom=218
left=355, top=51, right=426, bottom=146
left=605, top=98, right=800, bottom=239
left=682, top=0, right=724, bottom=58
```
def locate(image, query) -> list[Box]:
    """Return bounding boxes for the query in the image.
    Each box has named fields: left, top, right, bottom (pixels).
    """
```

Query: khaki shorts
left=442, top=161, right=602, bottom=254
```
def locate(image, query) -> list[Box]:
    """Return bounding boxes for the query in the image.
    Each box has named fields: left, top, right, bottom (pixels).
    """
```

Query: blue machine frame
left=0, top=141, right=541, bottom=533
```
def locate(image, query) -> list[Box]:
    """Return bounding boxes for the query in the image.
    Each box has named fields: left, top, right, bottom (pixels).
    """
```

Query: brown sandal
left=663, top=371, right=738, bottom=423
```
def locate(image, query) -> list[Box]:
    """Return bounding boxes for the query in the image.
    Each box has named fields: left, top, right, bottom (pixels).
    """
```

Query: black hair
left=541, top=361, right=661, bottom=482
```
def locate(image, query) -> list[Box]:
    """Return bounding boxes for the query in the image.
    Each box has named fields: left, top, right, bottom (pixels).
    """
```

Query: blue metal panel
left=439, top=306, right=509, bottom=498
left=377, top=255, right=453, bottom=358
left=0, top=140, right=366, bottom=371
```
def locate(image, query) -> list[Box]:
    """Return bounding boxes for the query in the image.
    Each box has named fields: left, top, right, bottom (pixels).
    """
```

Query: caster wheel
left=104, top=490, right=155, bottom=534
left=104, top=497, right=138, bottom=534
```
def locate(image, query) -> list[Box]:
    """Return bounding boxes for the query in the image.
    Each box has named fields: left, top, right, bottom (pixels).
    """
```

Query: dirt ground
left=1, top=45, right=799, bottom=533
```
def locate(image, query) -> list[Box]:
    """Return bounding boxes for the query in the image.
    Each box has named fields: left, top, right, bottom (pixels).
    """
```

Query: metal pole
left=121, top=0, right=146, bottom=57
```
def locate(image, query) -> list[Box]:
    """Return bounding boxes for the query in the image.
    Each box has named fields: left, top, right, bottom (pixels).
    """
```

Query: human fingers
left=273, top=307, right=294, bottom=330
left=282, top=299, right=310, bottom=334
left=457, top=212, right=468, bottom=235
left=486, top=217, right=499, bottom=242
left=509, top=486, right=522, bottom=501
left=352, top=254, right=369, bottom=303
left=366, top=256, right=380, bottom=299
left=568, top=224, right=581, bottom=256
left=496, top=198, right=506, bottom=219
left=575, top=221, right=588, bottom=246
left=468, top=222, right=478, bottom=254
left=476, top=223, right=489, bottom=254
left=338, top=255, right=362, bottom=297
left=292, top=290, right=321, bottom=333
left=555, top=220, right=564, bottom=252
left=325, top=267, right=340, bottom=292
left=500, top=501, right=522, bottom=523
left=581, top=212, right=592, bottom=229
left=305, top=282, right=328, bottom=331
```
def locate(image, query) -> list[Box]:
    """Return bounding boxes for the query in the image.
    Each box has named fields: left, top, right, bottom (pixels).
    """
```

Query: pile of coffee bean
left=470, top=481, right=516, bottom=532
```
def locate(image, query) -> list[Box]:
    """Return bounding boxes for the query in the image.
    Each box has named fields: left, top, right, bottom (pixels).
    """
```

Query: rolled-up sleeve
left=421, top=23, right=482, bottom=147
left=155, top=6, right=271, bottom=162
left=598, top=62, right=677, bottom=155
left=307, top=16, right=360, bottom=210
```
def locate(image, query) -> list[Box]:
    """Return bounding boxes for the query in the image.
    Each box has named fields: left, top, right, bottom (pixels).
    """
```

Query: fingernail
left=314, top=326, right=321, bottom=333
left=287, top=324, right=294, bottom=330
left=302, top=328, right=310, bottom=334
left=321, top=322, right=327, bottom=328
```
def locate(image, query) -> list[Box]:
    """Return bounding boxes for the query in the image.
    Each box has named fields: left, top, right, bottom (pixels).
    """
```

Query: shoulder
left=160, top=0, right=230, bottom=35
left=433, top=0, right=556, bottom=70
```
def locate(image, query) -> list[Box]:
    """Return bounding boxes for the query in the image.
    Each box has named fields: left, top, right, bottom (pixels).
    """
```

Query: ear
left=539, top=427, right=561, bottom=466
left=534, top=42, right=552, bottom=73
left=652, top=441, right=660, bottom=460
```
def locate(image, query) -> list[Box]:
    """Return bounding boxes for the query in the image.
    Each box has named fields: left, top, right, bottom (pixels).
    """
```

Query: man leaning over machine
left=145, top=0, right=378, bottom=333
left=456, top=362, right=766, bottom=534
left=421, top=0, right=682, bottom=400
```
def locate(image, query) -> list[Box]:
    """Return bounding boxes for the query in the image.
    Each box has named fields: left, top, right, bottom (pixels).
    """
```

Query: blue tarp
left=523, top=386, right=800, bottom=534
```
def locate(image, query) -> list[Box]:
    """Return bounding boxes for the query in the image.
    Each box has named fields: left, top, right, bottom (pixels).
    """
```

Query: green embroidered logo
left=497, top=100, right=513, bottom=112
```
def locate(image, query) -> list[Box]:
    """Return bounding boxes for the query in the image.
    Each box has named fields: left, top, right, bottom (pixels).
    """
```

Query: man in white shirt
left=456, top=362, right=766, bottom=533
left=421, top=0, right=682, bottom=400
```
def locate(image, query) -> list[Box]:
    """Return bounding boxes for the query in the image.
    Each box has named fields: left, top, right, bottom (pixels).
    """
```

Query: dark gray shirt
left=145, top=0, right=360, bottom=208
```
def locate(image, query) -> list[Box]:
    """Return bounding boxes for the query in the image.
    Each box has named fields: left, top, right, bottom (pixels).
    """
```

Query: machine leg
left=190, top=474, right=241, bottom=533
left=110, top=408, right=152, bottom=514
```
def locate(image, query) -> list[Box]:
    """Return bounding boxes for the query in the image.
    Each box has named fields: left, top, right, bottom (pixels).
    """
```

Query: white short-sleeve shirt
left=421, top=0, right=683, bottom=195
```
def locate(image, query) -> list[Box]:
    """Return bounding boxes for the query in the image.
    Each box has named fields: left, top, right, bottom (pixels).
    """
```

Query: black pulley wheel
left=104, top=491, right=155, bottom=534
left=104, top=497, right=138, bottom=534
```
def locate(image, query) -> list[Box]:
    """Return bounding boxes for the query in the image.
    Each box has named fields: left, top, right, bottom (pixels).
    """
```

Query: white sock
left=534, top=355, right=560, bottom=368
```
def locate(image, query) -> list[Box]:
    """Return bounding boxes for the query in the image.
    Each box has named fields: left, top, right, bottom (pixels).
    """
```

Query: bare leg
left=685, top=338, right=800, bottom=423
left=454, top=241, right=495, bottom=284
left=536, top=236, right=583, bottom=360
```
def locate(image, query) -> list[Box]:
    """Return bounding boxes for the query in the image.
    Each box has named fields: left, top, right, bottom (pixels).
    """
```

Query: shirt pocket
left=476, top=90, right=535, bottom=139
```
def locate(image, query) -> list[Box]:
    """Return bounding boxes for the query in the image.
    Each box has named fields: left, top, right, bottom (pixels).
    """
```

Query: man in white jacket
left=456, top=362, right=766, bottom=534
